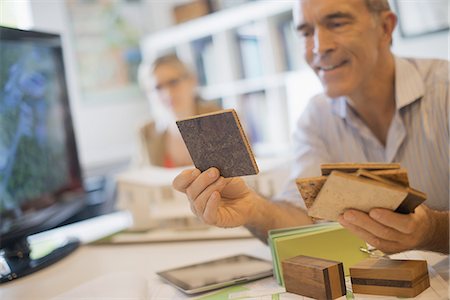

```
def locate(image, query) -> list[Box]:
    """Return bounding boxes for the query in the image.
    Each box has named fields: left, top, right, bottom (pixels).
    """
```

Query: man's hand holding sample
left=339, top=204, right=441, bottom=254
left=173, top=109, right=312, bottom=232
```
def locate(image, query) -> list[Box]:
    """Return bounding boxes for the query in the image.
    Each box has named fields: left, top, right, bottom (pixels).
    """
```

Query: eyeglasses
left=154, top=74, right=188, bottom=91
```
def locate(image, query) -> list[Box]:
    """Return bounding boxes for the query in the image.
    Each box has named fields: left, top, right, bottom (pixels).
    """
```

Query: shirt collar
left=330, top=56, right=425, bottom=119
left=330, top=96, right=348, bottom=119
left=394, top=56, right=425, bottom=109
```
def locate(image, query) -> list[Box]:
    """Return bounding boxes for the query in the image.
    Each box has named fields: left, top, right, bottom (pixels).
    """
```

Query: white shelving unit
left=140, top=0, right=321, bottom=157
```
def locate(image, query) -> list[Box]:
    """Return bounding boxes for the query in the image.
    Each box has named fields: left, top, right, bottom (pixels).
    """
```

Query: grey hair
left=364, top=0, right=391, bottom=13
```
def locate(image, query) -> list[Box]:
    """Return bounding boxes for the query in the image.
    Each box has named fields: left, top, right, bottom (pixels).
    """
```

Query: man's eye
left=329, top=21, right=348, bottom=29
left=298, top=29, right=313, bottom=38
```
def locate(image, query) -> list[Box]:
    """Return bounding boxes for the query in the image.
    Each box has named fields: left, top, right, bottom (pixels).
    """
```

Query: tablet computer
left=156, top=254, right=273, bottom=294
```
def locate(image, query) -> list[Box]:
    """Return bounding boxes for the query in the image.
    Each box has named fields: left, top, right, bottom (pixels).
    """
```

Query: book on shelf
left=191, top=36, right=216, bottom=86
left=239, top=90, right=268, bottom=146
left=279, top=18, right=304, bottom=71
left=235, top=23, right=264, bottom=79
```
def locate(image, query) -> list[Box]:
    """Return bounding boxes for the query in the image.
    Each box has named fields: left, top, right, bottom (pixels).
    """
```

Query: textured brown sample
left=295, top=176, right=327, bottom=209
left=350, top=258, right=430, bottom=298
left=176, top=109, right=259, bottom=178
left=282, top=255, right=346, bottom=300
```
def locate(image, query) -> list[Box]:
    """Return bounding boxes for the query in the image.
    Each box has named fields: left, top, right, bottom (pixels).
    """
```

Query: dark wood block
left=282, top=255, right=346, bottom=300
left=350, top=258, right=430, bottom=298
left=395, top=187, right=427, bottom=214
left=176, top=109, right=258, bottom=178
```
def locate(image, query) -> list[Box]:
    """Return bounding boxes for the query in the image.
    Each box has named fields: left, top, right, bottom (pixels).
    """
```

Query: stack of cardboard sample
left=296, top=163, right=426, bottom=221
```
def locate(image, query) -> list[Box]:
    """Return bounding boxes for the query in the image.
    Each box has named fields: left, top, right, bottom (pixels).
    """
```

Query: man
left=172, top=0, right=449, bottom=254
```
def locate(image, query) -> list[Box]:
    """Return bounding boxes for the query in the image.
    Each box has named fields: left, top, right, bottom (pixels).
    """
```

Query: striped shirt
left=278, top=57, right=449, bottom=211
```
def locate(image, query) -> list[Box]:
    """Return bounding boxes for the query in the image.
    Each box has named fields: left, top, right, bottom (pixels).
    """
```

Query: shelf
left=139, top=1, right=306, bottom=155
left=198, top=72, right=289, bottom=100
left=141, top=0, right=293, bottom=62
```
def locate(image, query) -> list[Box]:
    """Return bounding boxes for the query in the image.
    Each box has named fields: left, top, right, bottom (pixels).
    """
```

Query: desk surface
left=0, top=238, right=270, bottom=300
left=1, top=232, right=449, bottom=300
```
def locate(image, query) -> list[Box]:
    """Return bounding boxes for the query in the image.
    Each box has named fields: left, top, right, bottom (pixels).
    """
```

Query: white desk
left=1, top=217, right=449, bottom=300
left=0, top=238, right=270, bottom=300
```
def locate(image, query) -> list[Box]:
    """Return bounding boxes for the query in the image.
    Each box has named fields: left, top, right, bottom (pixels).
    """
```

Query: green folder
left=268, top=222, right=370, bottom=286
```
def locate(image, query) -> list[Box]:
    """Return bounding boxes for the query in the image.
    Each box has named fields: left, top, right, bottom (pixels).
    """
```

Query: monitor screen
left=0, top=26, right=84, bottom=247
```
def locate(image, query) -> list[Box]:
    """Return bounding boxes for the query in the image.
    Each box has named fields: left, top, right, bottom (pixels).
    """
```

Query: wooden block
left=396, top=187, right=427, bottom=214
left=176, top=109, right=258, bottom=178
left=350, top=259, right=430, bottom=298
left=308, top=171, right=408, bottom=221
left=320, top=163, right=400, bottom=176
left=369, top=169, right=409, bottom=186
left=282, top=255, right=346, bottom=300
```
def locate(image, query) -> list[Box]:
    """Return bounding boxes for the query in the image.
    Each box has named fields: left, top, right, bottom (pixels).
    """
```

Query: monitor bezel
left=0, top=26, right=85, bottom=247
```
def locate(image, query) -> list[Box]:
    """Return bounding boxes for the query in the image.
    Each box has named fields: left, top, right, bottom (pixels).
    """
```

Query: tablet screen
left=157, top=254, right=273, bottom=294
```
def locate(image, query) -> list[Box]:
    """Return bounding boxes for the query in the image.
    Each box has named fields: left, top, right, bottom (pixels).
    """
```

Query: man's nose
left=312, top=28, right=335, bottom=56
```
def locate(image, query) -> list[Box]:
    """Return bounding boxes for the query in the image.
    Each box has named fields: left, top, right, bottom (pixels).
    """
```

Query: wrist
left=418, top=206, right=449, bottom=254
left=245, top=192, right=274, bottom=228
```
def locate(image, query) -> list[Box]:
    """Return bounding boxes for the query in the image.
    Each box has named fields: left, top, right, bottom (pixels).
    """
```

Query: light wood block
left=350, top=258, right=430, bottom=298
left=282, top=255, right=346, bottom=300
left=320, top=163, right=400, bottom=176
left=367, top=169, right=409, bottom=186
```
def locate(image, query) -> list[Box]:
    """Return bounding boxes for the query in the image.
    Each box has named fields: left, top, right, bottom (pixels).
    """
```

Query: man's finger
left=203, top=191, right=221, bottom=225
left=369, top=207, right=420, bottom=234
left=185, top=168, right=220, bottom=201
left=338, top=215, right=407, bottom=254
left=192, top=177, right=227, bottom=216
left=341, top=210, right=404, bottom=242
left=172, top=168, right=201, bottom=193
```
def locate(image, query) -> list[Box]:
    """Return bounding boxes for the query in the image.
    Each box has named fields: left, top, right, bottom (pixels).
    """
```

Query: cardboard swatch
left=308, top=171, right=409, bottom=221
left=176, top=109, right=258, bottom=178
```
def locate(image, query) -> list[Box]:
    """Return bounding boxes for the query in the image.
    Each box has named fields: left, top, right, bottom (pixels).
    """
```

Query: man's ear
left=380, top=11, right=397, bottom=46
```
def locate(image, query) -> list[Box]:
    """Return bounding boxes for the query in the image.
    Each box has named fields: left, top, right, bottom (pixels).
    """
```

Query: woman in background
left=137, top=54, right=219, bottom=167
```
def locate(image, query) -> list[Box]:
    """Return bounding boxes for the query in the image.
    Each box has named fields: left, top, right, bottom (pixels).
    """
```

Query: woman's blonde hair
left=138, top=54, right=196, bottom=131
left=151, top=53, right=193, bottom=76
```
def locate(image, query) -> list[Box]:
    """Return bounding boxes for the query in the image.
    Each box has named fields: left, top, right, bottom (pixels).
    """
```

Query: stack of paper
left=268, top=222, right=370, bottom=286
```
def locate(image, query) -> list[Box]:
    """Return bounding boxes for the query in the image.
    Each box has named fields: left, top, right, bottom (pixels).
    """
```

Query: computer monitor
left=0, top=26, right=86, bottom=283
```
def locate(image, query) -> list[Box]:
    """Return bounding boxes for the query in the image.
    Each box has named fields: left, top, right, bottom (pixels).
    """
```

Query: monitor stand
left=0, top=237, right=80, bottom=283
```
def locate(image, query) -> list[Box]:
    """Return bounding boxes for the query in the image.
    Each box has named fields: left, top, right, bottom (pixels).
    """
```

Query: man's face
left=294, top=0, right=385, bottom=98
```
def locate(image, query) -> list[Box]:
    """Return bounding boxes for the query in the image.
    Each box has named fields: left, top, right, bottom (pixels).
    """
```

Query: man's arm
left=338, top=205, right=449, bottom=254
left=245, top=198, right=313, bottom=242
